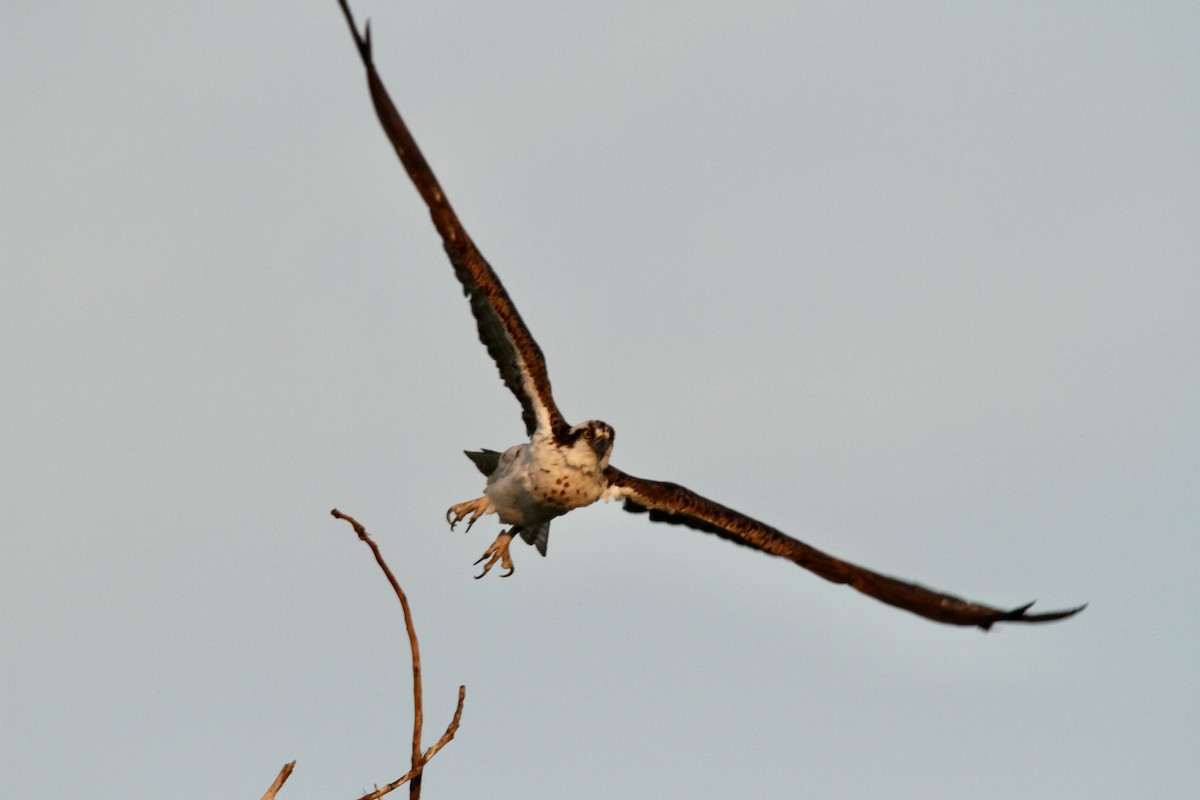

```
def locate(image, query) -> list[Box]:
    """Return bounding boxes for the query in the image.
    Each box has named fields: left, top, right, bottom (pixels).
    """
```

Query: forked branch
left=332, top=508, right=466, bottom=800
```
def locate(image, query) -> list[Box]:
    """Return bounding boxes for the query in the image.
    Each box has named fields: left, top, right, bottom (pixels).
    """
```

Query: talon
left=446, top=496, right=493, bottom=532
left=473, top=531, right=515, bottom=579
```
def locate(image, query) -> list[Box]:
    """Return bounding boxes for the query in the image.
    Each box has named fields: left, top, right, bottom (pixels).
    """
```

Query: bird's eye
left=583, top=428, right=593, bottom=439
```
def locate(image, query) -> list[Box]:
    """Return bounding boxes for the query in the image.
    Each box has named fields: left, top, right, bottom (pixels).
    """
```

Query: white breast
left=484, top=437, right=608, bottom=526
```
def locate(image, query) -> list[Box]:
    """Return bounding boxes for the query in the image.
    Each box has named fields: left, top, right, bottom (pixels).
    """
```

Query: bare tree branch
left=259, top=761, right=296, bottom=800
left=331, top=508, right=466, bottom=799
left=423, top=685, right=466, bottom=764
left=349, top=686, right=466, bottom=800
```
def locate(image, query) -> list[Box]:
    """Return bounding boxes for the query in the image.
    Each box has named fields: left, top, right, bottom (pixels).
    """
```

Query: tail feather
left=519, top=522, right=550, bottom=556
left=464, top=449, right=502, bottom=477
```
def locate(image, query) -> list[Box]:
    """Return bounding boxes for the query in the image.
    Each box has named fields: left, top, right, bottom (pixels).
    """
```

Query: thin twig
left=329, top=509, right=424, bottom=795
left=358, top=686, right=466, bottom=800
left=354, top=767, right=421, bottom=800
left=350, top=684, right=465, bottom=800
left=259, top=760, right=296, bottom=800
left=331, top=508, right=466, bottom=800
left=423, top=685, right=467, bottom=763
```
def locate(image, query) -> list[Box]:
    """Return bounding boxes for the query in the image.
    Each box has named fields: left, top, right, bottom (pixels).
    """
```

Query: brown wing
left=605, top=466, right=1085, bottom=630
left=337, top=1, right=567, bottom=439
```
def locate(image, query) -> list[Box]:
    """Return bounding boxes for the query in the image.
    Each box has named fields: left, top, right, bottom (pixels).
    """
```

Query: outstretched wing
left=605, top=466, right=1085, bottom=630
left=338, top=1, right=567, bottom=439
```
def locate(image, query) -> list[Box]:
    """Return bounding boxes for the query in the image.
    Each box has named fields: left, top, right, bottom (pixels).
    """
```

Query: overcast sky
left=4, top=2, right=1198, bottom=798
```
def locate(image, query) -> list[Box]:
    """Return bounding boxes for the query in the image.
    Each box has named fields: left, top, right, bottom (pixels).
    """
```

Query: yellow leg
left=474, top=530, right=516, bottom=579
left=446, top=496, right=494, bottom=532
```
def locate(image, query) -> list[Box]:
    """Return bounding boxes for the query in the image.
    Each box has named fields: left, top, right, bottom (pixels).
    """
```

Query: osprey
left=336, top=1, right=1085, bottom=630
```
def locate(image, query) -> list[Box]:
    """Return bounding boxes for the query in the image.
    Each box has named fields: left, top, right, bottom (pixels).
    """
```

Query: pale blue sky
left=3, top=2, right=1198, bottom=797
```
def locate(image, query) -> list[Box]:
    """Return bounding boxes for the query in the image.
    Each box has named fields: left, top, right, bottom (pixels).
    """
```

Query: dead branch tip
left=259, top=760, right=296, bottom=800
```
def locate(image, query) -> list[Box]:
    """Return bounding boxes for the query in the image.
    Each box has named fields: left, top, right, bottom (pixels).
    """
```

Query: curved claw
left=446, top=496, right=493, bottom=532
left=473, top=561, right=515, bottom=580
left=473, top=531, right=516, bottom=579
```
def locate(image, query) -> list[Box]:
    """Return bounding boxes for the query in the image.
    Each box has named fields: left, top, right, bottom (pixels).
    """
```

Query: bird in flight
left=336, top=1, right=1084, bottom=630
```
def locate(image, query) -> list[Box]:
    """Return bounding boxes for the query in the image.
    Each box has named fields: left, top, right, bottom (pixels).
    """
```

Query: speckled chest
left=483, top=440, right=607, bottom=526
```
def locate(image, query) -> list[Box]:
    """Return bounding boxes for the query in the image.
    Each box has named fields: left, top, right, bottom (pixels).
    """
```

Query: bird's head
left=564, top=419, right=615, bottom=469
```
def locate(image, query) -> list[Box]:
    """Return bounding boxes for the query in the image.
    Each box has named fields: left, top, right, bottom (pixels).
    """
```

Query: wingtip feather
left=1000, top=600, right=1088, bottom=625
